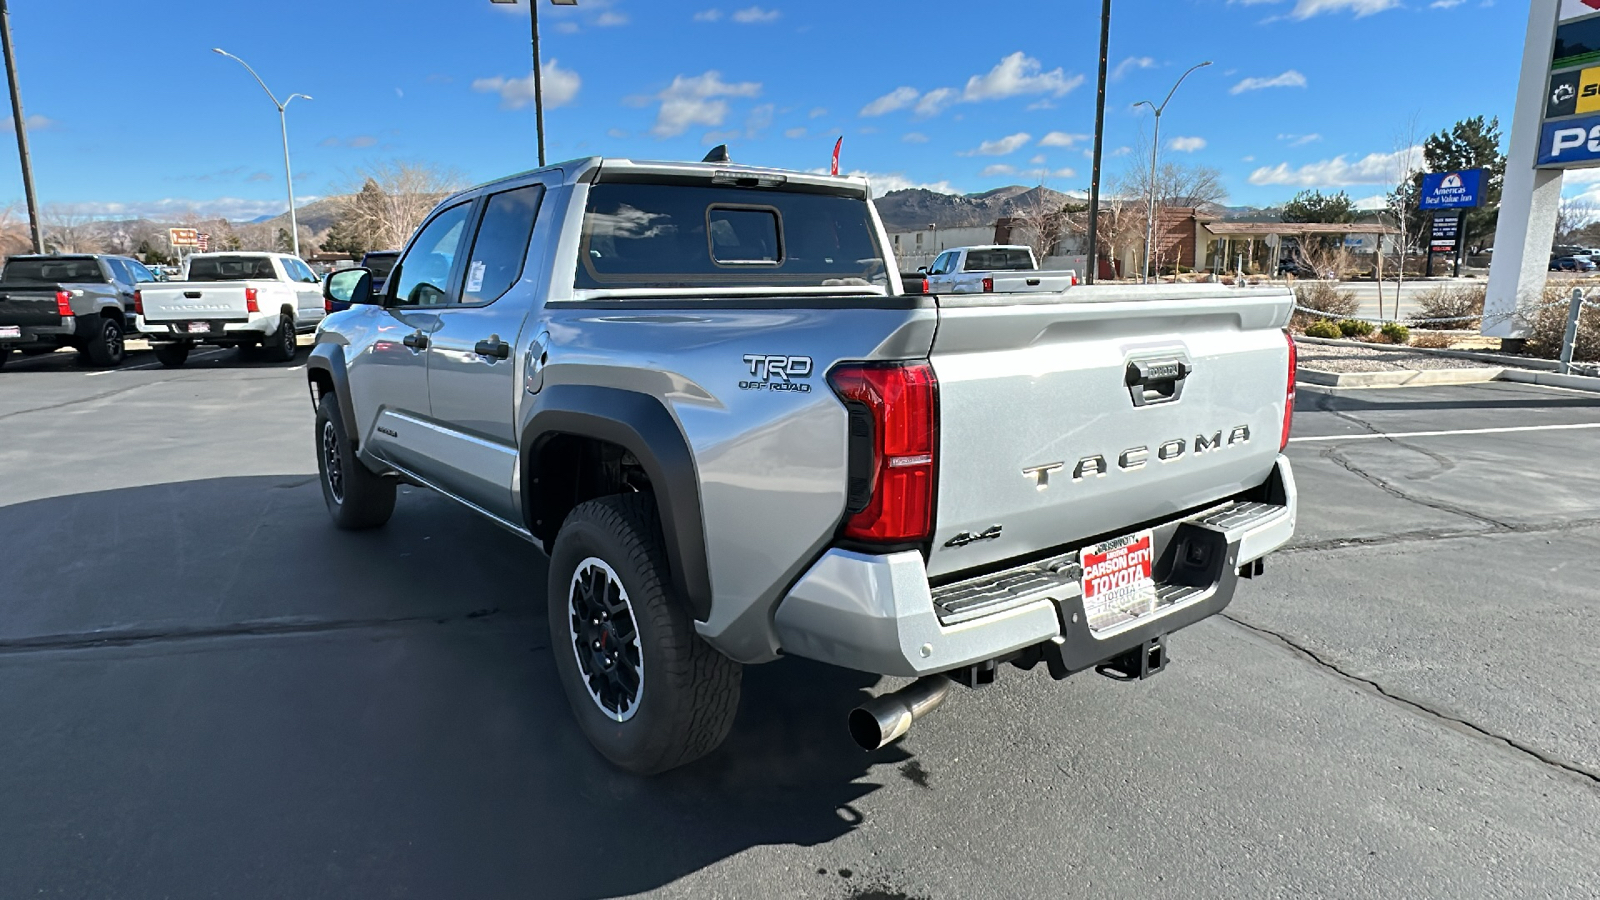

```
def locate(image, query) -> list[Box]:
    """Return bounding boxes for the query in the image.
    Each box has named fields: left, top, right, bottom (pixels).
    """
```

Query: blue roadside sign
left=1418, top=170, right=1484, bottom=210
left=1539, top=113, right=1600, bottom=167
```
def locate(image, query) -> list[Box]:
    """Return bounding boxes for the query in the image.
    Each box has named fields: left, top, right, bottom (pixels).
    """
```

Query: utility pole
left=1085, top=0, right=1110, bottom=285
left=493, top=0, right=578, bottom=167
left=0, top=0, right=42, bottom=253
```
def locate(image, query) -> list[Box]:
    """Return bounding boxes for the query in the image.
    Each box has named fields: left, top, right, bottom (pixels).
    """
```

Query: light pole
left=213, top=48, right=311, bottom=258
left=1135, top=60, right=1210, bottom=284
left=1, top=0, right=42, bottom=253
left=490, top=0, right=578, bottom=167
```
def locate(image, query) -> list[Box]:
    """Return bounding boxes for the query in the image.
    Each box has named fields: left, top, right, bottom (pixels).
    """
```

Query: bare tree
left=1557, top=197, right=1596, bottom=244
left=1377, top=115, right=1424, bottom=320
left=0, top=204, right=33, bottom=257
left=41, top=205, right=102, bottom=254
left=337, top=161, right=467, bottom=251
left=1012, top=189, right=1075, bottom=263
left=1119, top=139, right=1228, bottom=277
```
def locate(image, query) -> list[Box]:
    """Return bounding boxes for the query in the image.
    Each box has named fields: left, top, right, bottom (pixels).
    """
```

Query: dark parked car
left=0, top=254, right=158, bottom=369
left=1550, top=256, right=1596, bottom=272
left=1278, top=258, right=1318, bottom=278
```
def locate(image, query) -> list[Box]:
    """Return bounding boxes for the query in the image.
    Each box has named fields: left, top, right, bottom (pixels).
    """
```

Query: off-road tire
left=154, top=342, right=191, bottom=368
left=548, top=494, right=741, bottom=775
left=265, top=315, right=297, bottom=363
left=316, top=398, right=395, bottom=530
left=84, top=317, right=126, bottom=368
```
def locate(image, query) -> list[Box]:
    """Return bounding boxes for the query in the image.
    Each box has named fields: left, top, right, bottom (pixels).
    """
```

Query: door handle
left=474, top=336, right=511, bottom=360
left=402, top=332, right=429, bottom=351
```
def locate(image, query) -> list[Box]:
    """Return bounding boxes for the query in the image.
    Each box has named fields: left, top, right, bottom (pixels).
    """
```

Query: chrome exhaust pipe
left=848, top=675, right=954, bottom=751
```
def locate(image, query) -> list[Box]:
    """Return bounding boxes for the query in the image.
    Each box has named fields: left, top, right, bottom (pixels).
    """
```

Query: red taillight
left=829, top=362, right=938, bottom=544
left=921, top=277, right=930, bottom=295
left=981, top=276, right=994, bottom=293
left=133, top=290, right=143, bottom=316
left=55, top=290, right=72, bottom=317
left=324, top=294, right=334, bottom=314
left=1282, top=331, right=1297, bottom=451
left=1070, top=274, right=1079, bottom=287
left=245, top=287, right=259, bottom=314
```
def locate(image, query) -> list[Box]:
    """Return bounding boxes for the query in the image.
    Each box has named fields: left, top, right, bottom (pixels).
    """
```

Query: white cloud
left=902, top=132, right=929, bottom=143
left=1288, top=0, right=1399, bottom=17
left=1030, top=154, right=1047, bottom=165
left=731, top=6, right=780, bottom=22
left=472, top=59, right=580, bottom=110
left=981, top=164, right=1018, bottom=178
left=1278, top=132, right=1323, bottom=146
left=960, top=132, right=1032, bottom=156
left=807, top=168, right=957, bottom=198
left=607, top=127, right=629, bottom=139
left=596, top=11, right=628, bottom=26
left=1168, top=136, right=1207, bottom=153
left=1039, top=131, right=1090, bottom=148
left=1430, top=0, right=1465, bottom=6
left=809, top=107, right=828, bottom=118
left=860, top=87, right=920, bottom=117
left=1230, top=70, right=1307, bottom=94
left=914, top=88, right=957, bottom=118
left=693, top=9, right=723, bottom=21
left=784, top=126, right=807, bottom=139
left=962, top=52, right=1082, bottom=101
left=1111, top=146, right=1132, bottom=157
left=72, top=197, right=320, bottom=222
left=1248, top=145, right=1423, bottom=186
left=647, top=71, right=761, bottom=137
left=1113, top=57, right=1156, bottom=80
left=4, top=114, right=57, bottom=133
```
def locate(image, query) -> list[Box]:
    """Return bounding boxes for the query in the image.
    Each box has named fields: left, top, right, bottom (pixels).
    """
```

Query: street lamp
left=1134, top=60, right=1211, bottom=284
left=490, top=0, right=578, bottom=167
left=213, top=48, right=311, bottom=258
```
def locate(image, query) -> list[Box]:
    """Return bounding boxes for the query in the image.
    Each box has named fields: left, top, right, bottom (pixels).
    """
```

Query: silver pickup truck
left=922, top=244, right=1078, bottom=294
left=307, top=157, right=1298, bottom=774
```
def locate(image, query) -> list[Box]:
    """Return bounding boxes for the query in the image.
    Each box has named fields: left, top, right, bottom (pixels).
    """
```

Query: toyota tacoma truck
left=135, top=252, right=327, bottom=367
left=921, top=244, right=1078, bottom=294
left=307, top=157, right=1298, bottom=775
left=0, top=254, right=158, bottom=369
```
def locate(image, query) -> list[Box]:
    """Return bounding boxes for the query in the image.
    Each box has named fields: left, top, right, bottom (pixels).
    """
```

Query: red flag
left=831, top=137, right=842, bottom=176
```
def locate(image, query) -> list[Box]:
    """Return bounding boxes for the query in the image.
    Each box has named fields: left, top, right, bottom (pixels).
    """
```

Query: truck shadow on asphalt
left=0, top=476, right=910, bottom=899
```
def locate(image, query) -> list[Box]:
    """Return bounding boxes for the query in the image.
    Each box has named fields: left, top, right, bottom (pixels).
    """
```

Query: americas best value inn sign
left=1541, top=1, right=1600, bottom=166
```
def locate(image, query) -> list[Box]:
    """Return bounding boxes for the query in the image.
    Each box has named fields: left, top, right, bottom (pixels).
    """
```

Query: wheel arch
left=306, top=343, right=360, bottom=449
left=522, top=385, right=712, bottom=622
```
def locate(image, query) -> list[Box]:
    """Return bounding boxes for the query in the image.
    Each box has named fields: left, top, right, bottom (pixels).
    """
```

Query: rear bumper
left=138, top=312, right=276, bottom=341
left=773, top=456, right=1297, bottom=678
left=0, top=319, right=72, bottom=346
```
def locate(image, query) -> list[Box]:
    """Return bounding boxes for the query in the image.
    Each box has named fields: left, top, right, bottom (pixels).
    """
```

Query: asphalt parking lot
left=2, top=345, right=1598, bottom=900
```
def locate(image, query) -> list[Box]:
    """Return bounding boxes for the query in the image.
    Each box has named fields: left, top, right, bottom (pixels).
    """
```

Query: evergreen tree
left=1281, top=190, right=1356, bottom=224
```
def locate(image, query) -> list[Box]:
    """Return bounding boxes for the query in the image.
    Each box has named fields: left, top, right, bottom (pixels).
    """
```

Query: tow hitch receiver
left=1096, top=636, right=1168, bottom=681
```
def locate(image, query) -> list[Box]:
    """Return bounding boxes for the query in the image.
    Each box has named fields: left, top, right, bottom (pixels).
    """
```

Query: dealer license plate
left=187, top=322, right=211, bottom=334
left=0, top=326, right=20, bottom=339
left=1080, top=530, right=1157, bottom=633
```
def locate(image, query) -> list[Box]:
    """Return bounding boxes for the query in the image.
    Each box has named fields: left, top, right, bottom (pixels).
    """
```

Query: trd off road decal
left=740, top=355, right=813, bottom=393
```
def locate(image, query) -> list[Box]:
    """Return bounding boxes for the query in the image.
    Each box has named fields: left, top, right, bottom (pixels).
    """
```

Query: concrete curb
left=1297, top=367, right=1600, bottom=392
left=1292, top=335, right=1562, bottom=372
left=1296, top=368, right=1504, bottom=388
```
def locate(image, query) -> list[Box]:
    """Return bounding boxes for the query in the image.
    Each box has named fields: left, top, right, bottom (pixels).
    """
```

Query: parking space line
left=1291, top=422, right=1600, bottom=443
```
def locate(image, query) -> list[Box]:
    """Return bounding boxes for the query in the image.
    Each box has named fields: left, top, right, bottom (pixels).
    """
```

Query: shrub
left=1379, top=322, right=1410, bottom=345
left=1303, top=319, right=1342, bottom=339
left=1410, top=284, right=1486, bottom=331
left=1338, top=318, right=1374, bottom=338
left=1292, top=281, right=1360, bottom=330
left=1411, top=332, right=1454, bottom=350
left=1523, top=285, right=1600, bottom=362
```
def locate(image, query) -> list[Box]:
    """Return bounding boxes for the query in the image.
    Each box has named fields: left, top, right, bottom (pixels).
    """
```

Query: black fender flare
left=522, top=385, right=712, bottom=622
left=306, top=344, right=361, bottom=449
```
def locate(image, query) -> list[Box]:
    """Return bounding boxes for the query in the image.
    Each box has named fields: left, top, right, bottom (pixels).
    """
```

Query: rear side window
left=187, top=256, right=277, bottom=281
left=576, top=183, right=887, bottom=290
left=1, top=257, right=106, bottom=283
left=963, top=248, right=1034, bottom=271
left=461, top=185, right=545, bottom=305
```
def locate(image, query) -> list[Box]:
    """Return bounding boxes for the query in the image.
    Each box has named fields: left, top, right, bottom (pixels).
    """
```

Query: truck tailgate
left=0, top=285, right=64, bottom=327
left=926, top=284, right=1292, bottom=580
left=139, top=283, right=252, bottom=322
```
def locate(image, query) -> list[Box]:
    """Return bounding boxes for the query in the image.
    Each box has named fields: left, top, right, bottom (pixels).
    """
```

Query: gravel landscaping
left=1295, top=342, right=1503, bottom=374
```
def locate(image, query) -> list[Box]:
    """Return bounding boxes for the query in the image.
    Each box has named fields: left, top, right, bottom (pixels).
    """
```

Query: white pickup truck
left=135, top=252, right=327, bottom=367
left=921, top=245, right=1078, bottom=295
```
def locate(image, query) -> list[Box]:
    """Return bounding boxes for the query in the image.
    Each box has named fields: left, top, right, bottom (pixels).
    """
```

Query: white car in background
left=135, top=252, right=327, bottom=367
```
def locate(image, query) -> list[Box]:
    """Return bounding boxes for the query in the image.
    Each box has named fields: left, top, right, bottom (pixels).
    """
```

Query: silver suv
left=308, top=157, right=1299, bottom=774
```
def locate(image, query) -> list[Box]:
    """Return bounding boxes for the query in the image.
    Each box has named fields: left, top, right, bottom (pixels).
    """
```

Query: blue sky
left=0, top=0, right=1530, bottom=221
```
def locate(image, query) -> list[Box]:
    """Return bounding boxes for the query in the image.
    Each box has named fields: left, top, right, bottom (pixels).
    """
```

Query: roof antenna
left=702, top=144, right=731, bottom=164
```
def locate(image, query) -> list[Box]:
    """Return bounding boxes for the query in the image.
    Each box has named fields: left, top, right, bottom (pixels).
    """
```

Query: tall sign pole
left=1085, top=0, right=1110, bottom=284
left=0, top=0, right=42, bottom=254
left=1483, top=0, right=1566, bottom=341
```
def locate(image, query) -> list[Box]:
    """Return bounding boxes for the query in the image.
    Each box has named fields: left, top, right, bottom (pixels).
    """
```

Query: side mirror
left=917, top=266, right=929, bottom=274
left=325, top=267, right=374, bottom=308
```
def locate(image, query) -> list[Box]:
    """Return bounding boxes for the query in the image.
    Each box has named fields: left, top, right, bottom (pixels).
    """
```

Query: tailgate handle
left=184, top=291, right=202, bottom=299
left=1026, top=277, right=1041, bottom=286
left=1126, top=359, right=1190, bottom=407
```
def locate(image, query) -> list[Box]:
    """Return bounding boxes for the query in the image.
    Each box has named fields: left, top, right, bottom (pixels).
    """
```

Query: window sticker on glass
left=466, top=260, right=487, bottom=294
